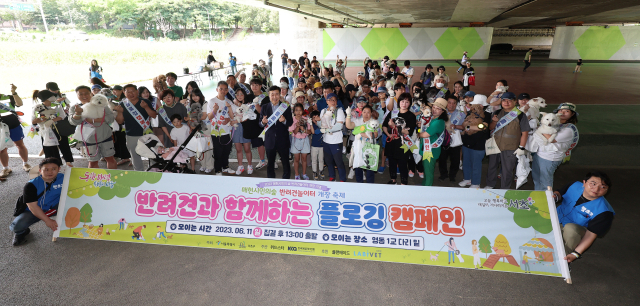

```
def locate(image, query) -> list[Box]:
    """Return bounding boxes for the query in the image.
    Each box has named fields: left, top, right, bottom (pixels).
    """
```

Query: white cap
left=470, top=94, right=488, bottom=106
left=280, top=81, right=288, bottom=88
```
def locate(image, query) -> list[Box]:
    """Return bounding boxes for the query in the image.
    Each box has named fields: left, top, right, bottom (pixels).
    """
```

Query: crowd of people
left=0, top=50, right=581, bottom=191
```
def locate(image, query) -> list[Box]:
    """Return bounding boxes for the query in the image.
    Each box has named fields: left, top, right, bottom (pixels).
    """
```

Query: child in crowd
left=309, top=110, right=324, bottom=180
left=289, top=103, right=313, bottom=180
left=169, top=114, right=195, bottom=171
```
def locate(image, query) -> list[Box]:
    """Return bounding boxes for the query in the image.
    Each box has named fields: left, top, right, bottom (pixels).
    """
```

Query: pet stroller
left=135, top=123, right=201, bottom=173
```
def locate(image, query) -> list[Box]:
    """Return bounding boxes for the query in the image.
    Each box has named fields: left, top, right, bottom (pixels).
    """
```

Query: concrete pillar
left=278, top=10, right=322, bottom=63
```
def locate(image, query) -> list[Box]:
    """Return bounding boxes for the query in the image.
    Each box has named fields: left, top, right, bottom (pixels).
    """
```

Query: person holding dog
left=32, top=89, right=74, bottom=168
left=1, top=84, right=32, bottom=179
left=530, top=103, right=579, bottom=190
left=485, top=92, right=530, bottom=189
left=345, top=104, right=378, bottom=183
left=10, top=157, right=64, bottom=246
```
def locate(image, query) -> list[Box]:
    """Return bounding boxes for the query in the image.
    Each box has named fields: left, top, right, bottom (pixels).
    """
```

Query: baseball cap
left=298, top=77, right=306, bottom=84
left=280, top=81, right=288, bottom=88
left=517, top=93, right=531, bottom=100
left=37, top=90, right=55, bottom=102
left=357, top=96, right=367, bottom=103
left=326, top=93, right=338, bottom=101
left=501, top=92, right=516, bottom=100
left=357, top=71, right=365, bottom=77
left=553, top=102, right=578, bottom=115
left=314, top=82, right=322, bottom=89
left=91, top=84, right=102, bottom=90
left=377, top=86, right=388, bottom=94
left=46, top=82, right=60, bottom=91
left=113, top=85, right=123, bottom=90
left=295, top=91, right=305, bottom=98
left=464, top=91, right=476, bottom=97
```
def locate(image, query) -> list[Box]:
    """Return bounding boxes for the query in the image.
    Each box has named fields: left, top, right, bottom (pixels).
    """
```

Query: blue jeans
left=323, top=142, right=346, bottom=181
left=354, top=167, right=375, bottom=183
left=231, top=65, right=237, bottom=74
left=462, top=146, right=485, bottom=185
left=10, top=211, right=41, bottom=235
left=531, top=153, right=562, bottom=191
left=288, top=77, right=295, bottom=90
left=448, top=250, right=456, bottom=263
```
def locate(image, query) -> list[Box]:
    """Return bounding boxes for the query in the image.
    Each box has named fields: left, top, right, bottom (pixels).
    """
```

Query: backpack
left=441, top=129, right=452, bottom=150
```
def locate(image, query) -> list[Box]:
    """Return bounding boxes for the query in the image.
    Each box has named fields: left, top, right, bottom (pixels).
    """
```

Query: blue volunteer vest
left=557, top=182, right=615, bottom=227
left=27, top=173, right=64, bottom=212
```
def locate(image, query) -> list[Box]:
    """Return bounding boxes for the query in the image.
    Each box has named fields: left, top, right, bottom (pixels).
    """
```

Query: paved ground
left=2, top=59, right=639, bottom=305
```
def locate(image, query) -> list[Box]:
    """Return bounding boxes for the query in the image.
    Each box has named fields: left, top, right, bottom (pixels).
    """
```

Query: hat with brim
left=37, top=90, right=55, bottom=102
left=377, top=86, right=388, bottom=94
left=464, top=91, right=476, bottom=97
left=295, top=91, right=305, bottom=98
left=91, top=84, right=102, bottom=90
left=314, top=82, right=322, bottom=89
left=501, top=92, right=516, bottom=100
left=326, top=93, right=338, bottom=101
left=553, top=102, right=578, bottom=116
left=470, top=94, right=488, bottom=106
left=357, top=97, right=367, bottom=104
left=433, top=98, right=448, bottom=111
left=280, top=81, right=288, bottom=89
left=357, top=71, right=365, bottom=77
left=113, top=85, right=123, bottom=90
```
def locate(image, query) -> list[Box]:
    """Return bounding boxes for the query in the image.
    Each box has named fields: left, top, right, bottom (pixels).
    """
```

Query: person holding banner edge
left=10, top=157, right=64, bottom=246
left=553, top=171, right=614, bottom=263
left=260, top=85, right=293, bottom=179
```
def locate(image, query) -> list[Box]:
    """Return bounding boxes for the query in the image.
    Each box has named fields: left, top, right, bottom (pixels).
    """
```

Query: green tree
left=478, top=236, right=492, bottom=258
left=79, top=203, right=93, bottom=225
left=505, top=190, right=553, bottom=234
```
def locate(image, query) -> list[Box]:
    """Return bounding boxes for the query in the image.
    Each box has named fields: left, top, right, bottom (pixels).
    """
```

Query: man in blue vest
left=10, top=158, right=64, bottom=246
left=553, top=171, right=614, bottom=263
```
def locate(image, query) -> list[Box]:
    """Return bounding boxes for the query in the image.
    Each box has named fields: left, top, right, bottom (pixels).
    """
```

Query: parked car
left=63, top=30, right=90, bottom=41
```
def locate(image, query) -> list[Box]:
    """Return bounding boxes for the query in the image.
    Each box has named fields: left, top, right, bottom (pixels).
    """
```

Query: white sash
left=491, top=108, right=521, bottom=137
left=157, top=107, right=175, bottom=128
left=123, top=99, right=151, bottom=133
left=450, top=111, right=464, bottom=125
left=259, top=103, right=288, bottom=140
left=238, top=83, right=250, bottom=95
left=562, top=123, right=579, bottom=163
left=228, top=87, right=236, bottom=100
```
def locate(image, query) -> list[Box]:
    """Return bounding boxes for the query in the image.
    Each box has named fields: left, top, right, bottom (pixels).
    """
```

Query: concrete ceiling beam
left=263, top=0, right=357, bottom=27
left=313, top=0, right=374, bottom=25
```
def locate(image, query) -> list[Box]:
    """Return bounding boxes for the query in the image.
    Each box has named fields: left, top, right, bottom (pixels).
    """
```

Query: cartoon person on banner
left=472, top=240, right=482, bottom=269
left=132, top=225, right=146, bottom=241
left=154, top=225, right=167, bottom=240
left=522, top=251, right=532, bottom=273
left=445, top=238, right=458, bottom=264
left=118, top=218, right=128, bottom=230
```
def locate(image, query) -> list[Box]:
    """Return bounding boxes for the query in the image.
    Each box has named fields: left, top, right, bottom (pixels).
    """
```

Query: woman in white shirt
left=530, top=103, right=579, bottom=191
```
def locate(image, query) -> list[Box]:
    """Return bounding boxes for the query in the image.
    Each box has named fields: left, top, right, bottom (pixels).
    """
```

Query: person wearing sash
left=383, top=93, right=417, bottom=185
left=158, top=89, right=187, bottom=148
left=246, top=78, right=269, bottom=169
left=32, top=90, right=74, bottom=168
left=438, top=96, right=466, bottom=183
left=319, top=93, right=346, bottom=182
left=553, top=171, right=613, bottom=263
left=345, top=104, right=378, bottom=183
left=10, top=157, right=64, bottom=246
left=419, top=98, right=448, bottom=186
left=115, top=84, right=158, bottom=171
left=225, top=74, right=242, bottom=102
left=207, top=81, right=236, bottom=175
left=260, top=85, right=293, bottom=179
left=1, top=84, right=31, bottom=179
left=459, top=95, right=490, bottom=189
left=530, top=103, right=579, bottom=191
left=166, top=72, right=183, bottom=104
left=486, top=92, right=531, bottom=189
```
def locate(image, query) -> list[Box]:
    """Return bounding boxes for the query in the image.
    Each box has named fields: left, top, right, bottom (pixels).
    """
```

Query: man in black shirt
left=553, top=171, right=614, bottom=263
left=281, top=49, right=288, bottom=75
left=299, top=52, right=308, bottom=68
left=207, top=51, right=216, bottom=79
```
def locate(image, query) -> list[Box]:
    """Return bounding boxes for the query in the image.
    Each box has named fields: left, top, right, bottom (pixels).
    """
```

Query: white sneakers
left=458, top=180, right=471, bottom=187
left=236, top=166, right=244, bottom=175
left=255, top=160, right=267, bottom=169
left=348, top=168, right=355, bottom=179
left=247, top=165, right=254, bottom=175
left=224, top=167, right=235, bottom=174
left=470, top=185, right=480, bottom=188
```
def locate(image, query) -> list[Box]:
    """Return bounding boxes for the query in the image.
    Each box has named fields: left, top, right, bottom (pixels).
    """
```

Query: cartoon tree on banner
left=79, top=204, right=93, bottom=225
left=478, top=236, right=492, bottom=259
left=504, top=190, right=553, bottom=234
left=493, top=234, right=512, bottom=262
left=65, top=207, right=80, bottom=234
left=67, top=168, right=162, bottom=200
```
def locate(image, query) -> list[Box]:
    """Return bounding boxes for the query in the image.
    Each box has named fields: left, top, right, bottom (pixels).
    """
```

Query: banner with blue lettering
left=54, top=168, right=570, bottom=283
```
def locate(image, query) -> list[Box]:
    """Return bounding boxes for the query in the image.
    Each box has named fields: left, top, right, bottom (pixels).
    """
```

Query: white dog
left=33, top=104, right=58, bottom=129
left=535, top=112, right=561, bottom=145
left=80, top=94, right=109, bottom=120
left=527, top=97, right=547, bottom=122
left=349, top=119, right=379, bottom=168
left=321, top=107, right=335, bottom=129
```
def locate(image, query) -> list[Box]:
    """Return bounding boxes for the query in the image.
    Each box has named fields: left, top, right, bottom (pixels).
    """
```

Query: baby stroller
left=135, top=123, right=201, bottom=173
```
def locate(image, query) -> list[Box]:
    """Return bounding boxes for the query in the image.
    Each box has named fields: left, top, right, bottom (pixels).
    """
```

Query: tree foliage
left=19, top=0, right=278, bottom=39
left=65, top=207, right=81, bottom=233
left=79, top=203, right=93, bottom=225
left=493, top=234, right=512, bottom=255
left=478, top=236, right=492, bottom=258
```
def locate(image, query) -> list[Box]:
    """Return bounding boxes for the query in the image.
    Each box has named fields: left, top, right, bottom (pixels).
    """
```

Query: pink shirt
left=289, top=116, right=311, bottom=139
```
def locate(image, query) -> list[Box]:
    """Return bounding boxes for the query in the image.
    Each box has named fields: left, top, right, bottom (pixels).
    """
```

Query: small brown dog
left=153, top=74, right=168, bottom=95
left=462, top=104, right=486, bottom=135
